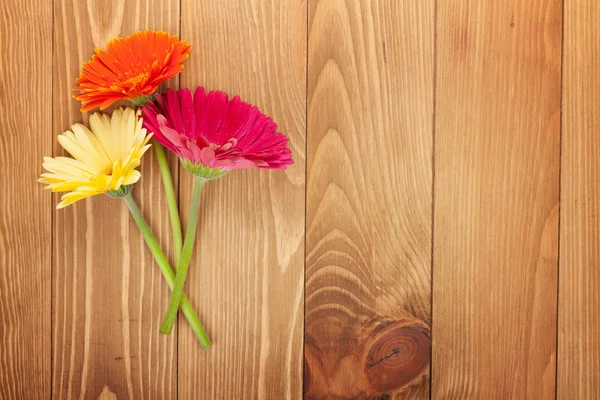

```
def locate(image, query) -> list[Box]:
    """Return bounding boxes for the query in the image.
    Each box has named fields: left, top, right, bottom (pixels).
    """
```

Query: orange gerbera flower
left=73, top=30, right=191, bottom=112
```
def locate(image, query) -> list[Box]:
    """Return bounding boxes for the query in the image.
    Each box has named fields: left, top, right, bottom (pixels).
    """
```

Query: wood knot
left=362, top=321, right=430, bottom=393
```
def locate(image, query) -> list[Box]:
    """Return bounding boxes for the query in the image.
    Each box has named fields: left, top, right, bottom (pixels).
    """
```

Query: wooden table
left=1, top=0, right=597, bottom=398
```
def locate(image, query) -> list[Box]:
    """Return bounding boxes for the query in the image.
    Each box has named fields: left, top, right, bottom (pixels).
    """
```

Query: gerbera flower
left=141, top=87, right=293, bottom=335
left=141, top=87, right=294, bottom=179
left=39, top=108, right=152, bottom=208
left=73, top=30, right=191, bottom=112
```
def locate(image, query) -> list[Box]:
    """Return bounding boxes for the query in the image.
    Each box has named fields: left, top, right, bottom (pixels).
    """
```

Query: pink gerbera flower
left=141, top=87, right=293, bottom=179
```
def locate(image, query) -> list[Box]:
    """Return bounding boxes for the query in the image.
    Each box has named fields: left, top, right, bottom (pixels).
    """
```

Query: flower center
left=114, top=62, right=151, bottom=87
left=124, top=72, right=149, bottom=86
left=100, top=165, right=113, bottom=175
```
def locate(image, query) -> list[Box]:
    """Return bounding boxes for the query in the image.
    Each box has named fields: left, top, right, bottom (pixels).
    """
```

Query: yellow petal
left=43, top=107, right=151, bottom=209
left=89, top=112, right=117, bottom=161
left=49, top=181, right=88, bottom=192
left=110, top=108, right=124, bottom=158
left=43, top=157, right=92, bottom=179
left=120, top=108, right=136, bottom=163
left=57, top=189, right=102, bottom=209
left=58, top=133, right=104, bottom=171
left=123, top=170, right=141, bottom=185
left=71, top=124, right=111, bottom=167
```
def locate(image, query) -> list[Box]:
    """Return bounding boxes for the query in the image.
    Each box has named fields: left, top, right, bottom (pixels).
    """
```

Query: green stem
left=153, top=142, right=183, bottom=266
left=160, top=177, right=205, bottom=335
left=131, top=94, right=153, bottom=107
left=123, top=193, right=211, bottom=349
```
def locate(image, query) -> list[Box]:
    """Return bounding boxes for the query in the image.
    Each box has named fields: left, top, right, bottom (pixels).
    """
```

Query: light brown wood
left=177, top=0, right=306, bottom=398
left=558, top=1, right=600, bottom=398
left=0, top=0, right=53, bottom=397
left=52, top=0, right=180, bottom=397
left=7, top=0, right=600, bottom=397
left=305, top=1, right=434, bottom=398
left=432, top=1, right=562, bottom=398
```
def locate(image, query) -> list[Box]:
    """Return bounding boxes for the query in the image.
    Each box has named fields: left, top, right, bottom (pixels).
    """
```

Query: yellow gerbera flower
left=40, top=107, right=152, bottom=209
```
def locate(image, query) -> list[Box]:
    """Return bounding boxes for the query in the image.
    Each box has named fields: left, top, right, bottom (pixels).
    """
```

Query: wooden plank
left=0, top=0, right=53, bottom=397
left=177, top=1, right=306, bottom=398
left=432, top=1, right=562, bottom=398
left=558, top=1, right=600, bottom=398
left=52, top=1, right=180, bottom=398
left=305, top=1, right=434, bottom=398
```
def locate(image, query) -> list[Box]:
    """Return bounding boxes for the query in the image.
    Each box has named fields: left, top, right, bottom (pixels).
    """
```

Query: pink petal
left=143, top=86, right=294, bottom=169
left=165, top=89, right=185, bottom=133
left=194, top=86, right=208, bottom=139
left=219, top=138, right=237, bottom=151
left=178, top=147, right=194, bottom=160
left=160, top=126, right=185, bottom=147
left=233, top=106, right=260, bottom=142
left=195, top=135, right=210, bottom=148
left=204, top=91, right=229, bottom=144
left=154, top=92, right=166, bottom=108
left=180, top=88, right=195, bottom=138
left=217, top=96, right=245, bottom=142
left=231, top=158, right=258, bottom=169
left=157, top=114, right=169, bottom=127
left=201, top=147, right=215, bottom=165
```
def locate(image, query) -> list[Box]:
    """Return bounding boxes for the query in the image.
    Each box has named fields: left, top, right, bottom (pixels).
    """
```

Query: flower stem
left=153, top=141, right=183, bottom=266
left=131, top=94, right=153, bottom=107
left=123, top=193, right=211, bottom=349
left=160, top=176, right=205, bottom=335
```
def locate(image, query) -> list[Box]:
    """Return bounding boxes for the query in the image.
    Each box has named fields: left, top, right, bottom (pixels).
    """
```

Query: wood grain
left=432, top=1, right=562, bottom=398
left=0, top=0, right=52, bottom=397
left=558, top=1, right=600, bottom=398
left=5, top=0, right=600, bottom=396
left=177, top=0, right=306, bottom=398
left=52, top=0, right=180, bottom=397
left=306, top=1, right=434, bottom=398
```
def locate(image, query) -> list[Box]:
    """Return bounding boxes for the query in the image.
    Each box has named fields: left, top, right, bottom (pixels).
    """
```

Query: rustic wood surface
left=305, top=0, right=433, bottom=398
left=177, top=0, right=306, bottom=399
left=0, top=0, right=53, bottom=397
left=432, top=0, right=562, bottom=399
left=52, top=0, right=180, bottom=398
left=1, top=0, right=599, bottom=399
left=559, top=1, right=600, bottom=398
